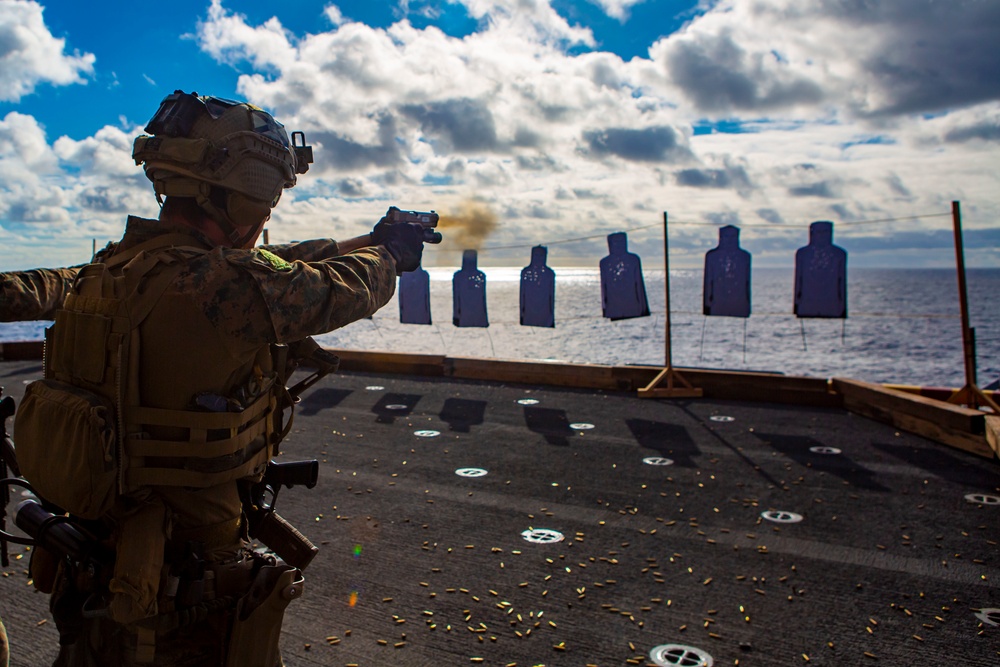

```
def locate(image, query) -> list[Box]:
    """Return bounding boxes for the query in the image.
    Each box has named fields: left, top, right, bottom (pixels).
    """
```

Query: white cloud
left=0, top=0, right=95, bottom=102
left=197, top=0, right=298, bottom=71
left=459, top=0, right=595, bottom=47
left=0, top=111, right=59, bottom=172
left=1, top=0, right=998, bottom=270
left=0, top=112, right=157, bottom=267
left=650, top=0, right=1000, bottom=119
left=323, top=4, right=347, bottom=27
left=53, top=125, right=139, bottom=177
left=0, top=112, right=70, bottom=230
left=587, top=0, right=649, bottom=22
left=184, top=0, right=997, bottom=267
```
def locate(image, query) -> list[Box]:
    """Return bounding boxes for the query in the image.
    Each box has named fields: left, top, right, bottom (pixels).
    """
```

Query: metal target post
left=638, top=211, right=702, bottom=399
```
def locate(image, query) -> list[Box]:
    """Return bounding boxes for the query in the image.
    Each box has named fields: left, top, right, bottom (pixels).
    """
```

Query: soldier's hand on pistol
left=381, top=222, right=427, bottom=274
left=370, top=216, right=442, bottom=246
left=369, top=216, right=391, bottom=246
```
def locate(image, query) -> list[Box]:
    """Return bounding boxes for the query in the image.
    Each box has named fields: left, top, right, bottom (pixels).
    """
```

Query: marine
left=0, top=90, right=437, bottom=666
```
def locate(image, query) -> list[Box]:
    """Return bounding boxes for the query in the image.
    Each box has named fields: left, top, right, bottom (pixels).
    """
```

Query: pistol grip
left=254, top=512, right=319, bottom=571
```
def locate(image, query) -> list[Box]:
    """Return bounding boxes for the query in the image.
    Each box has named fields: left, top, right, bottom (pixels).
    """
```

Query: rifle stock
left=1, top=392, right=18, bottom=566
left=241, top=460, right=319, bottom=570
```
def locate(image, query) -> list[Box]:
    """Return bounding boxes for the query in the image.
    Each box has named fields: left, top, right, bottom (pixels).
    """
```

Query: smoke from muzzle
left=436, top=200, right=497, bottom=251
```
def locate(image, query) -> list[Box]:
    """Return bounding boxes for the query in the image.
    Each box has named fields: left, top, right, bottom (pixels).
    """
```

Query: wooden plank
left=833, top=377, right=984, bottom=434
left=331, top=349, right=446, bottom=377
left=327, top=351, right=840, bottom=406
left=835, top=377, right=994, bottom=458
left=447, top=356, right=621, bottom=390
left=637, top=387, right=704, bottom=398
left=986, top=415, right=1000, bottom=458
left=883, top=383, right=1000, bottom=404
left=615, top=367, right=838, bottom=407
left=448, top=358, right=833, bottom=404
left=842, top=392, right=994, bottom=458
left=684, top=369, right=838, bottom=406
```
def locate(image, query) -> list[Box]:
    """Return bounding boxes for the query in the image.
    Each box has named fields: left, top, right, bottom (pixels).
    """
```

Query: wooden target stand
left=639, top=212, right=703, bottom=399
left=947, top=201, right=999, bottom=415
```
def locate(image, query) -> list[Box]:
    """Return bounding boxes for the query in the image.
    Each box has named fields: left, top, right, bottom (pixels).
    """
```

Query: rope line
left=668, top=211, right=952, bottom=229
left=428, top=209, right=953, bottom=253
left=77, top=209, right=955, bottom=257
left=441, top=222, right=663, bottom=253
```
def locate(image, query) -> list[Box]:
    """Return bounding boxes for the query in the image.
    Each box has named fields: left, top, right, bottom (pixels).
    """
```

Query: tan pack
left=14, top=233, right=277, bottom=518
left=14, top=378, right=117, bottom=519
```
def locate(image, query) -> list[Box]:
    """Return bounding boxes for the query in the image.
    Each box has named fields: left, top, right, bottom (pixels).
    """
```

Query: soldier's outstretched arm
left=219, top=244, right=399, bottom=346
left=0, top=267, right=80, bottom=322
left=257, top=233, right=381, bottom=263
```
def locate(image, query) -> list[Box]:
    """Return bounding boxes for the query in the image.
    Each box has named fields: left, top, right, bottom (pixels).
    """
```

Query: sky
left=0, top=0, right=998, bottom=271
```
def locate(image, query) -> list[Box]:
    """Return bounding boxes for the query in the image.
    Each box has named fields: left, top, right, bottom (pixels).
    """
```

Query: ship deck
left=2, top=357, right=999, bottom=667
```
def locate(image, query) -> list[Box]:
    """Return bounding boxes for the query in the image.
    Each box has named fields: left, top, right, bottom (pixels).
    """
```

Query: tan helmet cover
left=132, top=97, right=300, bottom=231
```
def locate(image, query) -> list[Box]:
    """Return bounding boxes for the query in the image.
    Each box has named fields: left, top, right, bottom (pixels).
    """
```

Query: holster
left=224, top=563, right=303, bottom=667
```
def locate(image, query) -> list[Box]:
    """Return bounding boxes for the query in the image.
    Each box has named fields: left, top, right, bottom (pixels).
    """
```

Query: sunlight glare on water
left=2, top=268, right=996, bottom=388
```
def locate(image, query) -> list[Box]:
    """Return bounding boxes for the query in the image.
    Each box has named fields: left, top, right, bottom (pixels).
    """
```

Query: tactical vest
left=14, top=234, right=281, bottom=520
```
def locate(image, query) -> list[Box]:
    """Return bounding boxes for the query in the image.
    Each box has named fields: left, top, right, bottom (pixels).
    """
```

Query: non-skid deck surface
left=1, top=359, right=998, bottom=666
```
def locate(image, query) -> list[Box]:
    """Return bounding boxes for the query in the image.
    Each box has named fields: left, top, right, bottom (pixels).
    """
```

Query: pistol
left=384, top=206, right=443, bottom=243
left=385, top=206, right=439, bottom=228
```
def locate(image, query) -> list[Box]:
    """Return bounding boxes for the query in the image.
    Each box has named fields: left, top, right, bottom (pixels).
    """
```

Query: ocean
left=2, top=268, right=997, bottom=389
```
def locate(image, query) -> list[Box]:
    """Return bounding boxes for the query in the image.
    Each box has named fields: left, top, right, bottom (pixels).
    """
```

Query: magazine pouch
left=14, top=378, right=117, bottom=520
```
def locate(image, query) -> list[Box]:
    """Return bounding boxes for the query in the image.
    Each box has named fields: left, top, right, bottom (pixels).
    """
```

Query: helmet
left=132, top=90, right=313, bottom=243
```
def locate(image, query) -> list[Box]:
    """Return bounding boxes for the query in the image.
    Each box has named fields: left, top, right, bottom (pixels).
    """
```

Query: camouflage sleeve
left=258, top=239, right=341, bottom=263
left=212, top=245, right=397, bottom=345
left=0, top=267, right=79, bottom=322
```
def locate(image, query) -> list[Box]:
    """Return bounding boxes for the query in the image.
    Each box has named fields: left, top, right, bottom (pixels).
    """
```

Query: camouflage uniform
left=117, top=216, right=396, bottom=346
left=0, top=242, right=117, bottom=322
left=0, top=270, right=69, bottom=666
left=4, top=215, right=396, bottom=667
left=2, top=219, right=395, bottom=335
left=0, top=267, right=80, bottom=322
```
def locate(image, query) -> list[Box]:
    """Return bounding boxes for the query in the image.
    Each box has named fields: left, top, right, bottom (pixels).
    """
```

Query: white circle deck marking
left=649, top=643, right=714, bottom=667
left=570, top=422, right=595, bottom=430
left=414, top=430, right=440, bottom=438
left=517, top=398, right=540, bottom=405
left=455, top=468, right=488, bottom=478
left=521, top=528, right=564, bottom=544
left=709, top=415, right=734, bottom=422
left=643, top=457, right=675, bottom=466
left=809, top=446, right=842, bottom=455
left=974, top=608, right=1000, bottom=627
left=761, top=510, right=803, bottom=524
left=385, top=404, right=409, bottom=410
left=964, top=493, right=1000, bottom=505
left=365, top=386, right=384, bottom=391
